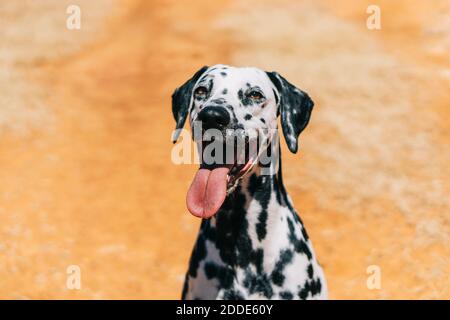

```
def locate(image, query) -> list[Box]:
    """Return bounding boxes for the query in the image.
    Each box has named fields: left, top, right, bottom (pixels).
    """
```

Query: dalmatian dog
left=171, top=65, right=327, bottom=300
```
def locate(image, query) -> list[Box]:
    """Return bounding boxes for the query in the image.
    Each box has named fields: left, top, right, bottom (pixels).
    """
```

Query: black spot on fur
left=238, top=89, right=245, bottom=102
left=273, top=173, right=284, bottom=206
left=204, top=262, right=218, bottom=279
left=253, top=249, right=264, bottom=273
left=244, top=114, right=252, bottom=121
left=292, top=211, right=310, bottom=241
left=181, top=274, right=189, bottom=299
left=222, top=88, right=228, bottom=95
left=271, top=249, right=294, bottom=286
left=243, top=271, right=273, bottom=298
left=256, top=210, right=268, bottom=241
left=301, top=226, right=309, bottom=241
left=287, top=218, right=312, bottom=259
left=248, top=174, right=271, bottom=241
left=312, top=278, right=322, bottom=295
left=298, top=278, right=322, bottom=299
left=298, top=286, right=309, bottom=300
left=307, top=264, right=314, bottom=278
left=279, top=291, right=293, bottom=300
left=220, top=72, right=227, bottom=77
left=260, top=118, right=266, bottom=124
left=222, top=289, right=244, bottom=300
left=272, top=150, right=292, bottom=208
left=204, top=262, right=234, bottom=289
left=271, top=271, right=284, bottom=286
left=187, top=234, right=207, bottom=278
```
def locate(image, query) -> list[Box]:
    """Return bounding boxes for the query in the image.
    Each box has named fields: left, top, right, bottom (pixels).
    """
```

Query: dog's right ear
left=171, top=66, right=209, bottom=143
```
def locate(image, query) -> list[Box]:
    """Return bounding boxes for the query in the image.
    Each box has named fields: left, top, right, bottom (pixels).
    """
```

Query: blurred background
left=0, top=0, right=449, bottom=299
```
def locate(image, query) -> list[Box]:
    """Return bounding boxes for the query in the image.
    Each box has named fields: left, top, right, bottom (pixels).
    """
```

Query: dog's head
left=172, top=64, right=314, bottom=218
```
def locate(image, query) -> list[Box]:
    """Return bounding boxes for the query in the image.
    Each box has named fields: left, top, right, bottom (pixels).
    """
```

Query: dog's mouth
left=186, top=138, right=257, bottom=218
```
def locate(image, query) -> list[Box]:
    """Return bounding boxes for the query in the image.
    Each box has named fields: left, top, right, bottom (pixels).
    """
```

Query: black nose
left=197, top=106, right=230, bottom=129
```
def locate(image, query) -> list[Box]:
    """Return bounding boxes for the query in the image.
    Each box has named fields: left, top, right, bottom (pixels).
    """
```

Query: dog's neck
left=200, top=153, right=310, bottom=267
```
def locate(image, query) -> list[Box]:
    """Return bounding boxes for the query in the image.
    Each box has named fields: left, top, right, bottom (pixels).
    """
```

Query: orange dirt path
left=0, top=0, right=448, bottom=299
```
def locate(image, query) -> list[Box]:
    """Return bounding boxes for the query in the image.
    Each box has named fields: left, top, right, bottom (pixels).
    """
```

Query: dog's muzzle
left=187, top=106, right=259, bottom=219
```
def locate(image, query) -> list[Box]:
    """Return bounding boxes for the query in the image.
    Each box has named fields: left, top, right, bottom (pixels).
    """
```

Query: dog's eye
left=194, top=86, right=208, bottom=98
left=248, top=90, right=264, bottom=100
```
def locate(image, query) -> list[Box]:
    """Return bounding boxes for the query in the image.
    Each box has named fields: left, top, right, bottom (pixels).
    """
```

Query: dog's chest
left=183, top=185, right=327, bottom=300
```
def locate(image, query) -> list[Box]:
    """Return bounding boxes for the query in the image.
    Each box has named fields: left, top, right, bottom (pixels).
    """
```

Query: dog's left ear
left=266, top=71, right=314, bottom=153
left=171, top=66, right=209, bottom=142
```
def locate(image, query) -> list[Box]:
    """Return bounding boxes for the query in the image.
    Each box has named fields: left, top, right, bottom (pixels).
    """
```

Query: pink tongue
left=186, top=167, right=229, bottom=218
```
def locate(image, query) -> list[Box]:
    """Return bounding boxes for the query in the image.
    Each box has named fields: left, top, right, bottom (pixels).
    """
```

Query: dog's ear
left=266, top=71, right=314, bottom=153
left=171, top=66, right=209, bottom=142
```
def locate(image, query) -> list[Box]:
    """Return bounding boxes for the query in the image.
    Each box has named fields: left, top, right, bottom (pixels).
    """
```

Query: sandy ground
left=0, top=0, right=449, bottom=299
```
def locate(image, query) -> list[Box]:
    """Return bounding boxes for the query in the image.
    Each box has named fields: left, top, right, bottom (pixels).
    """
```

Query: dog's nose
left=197, top=106, right=230, bottom=129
